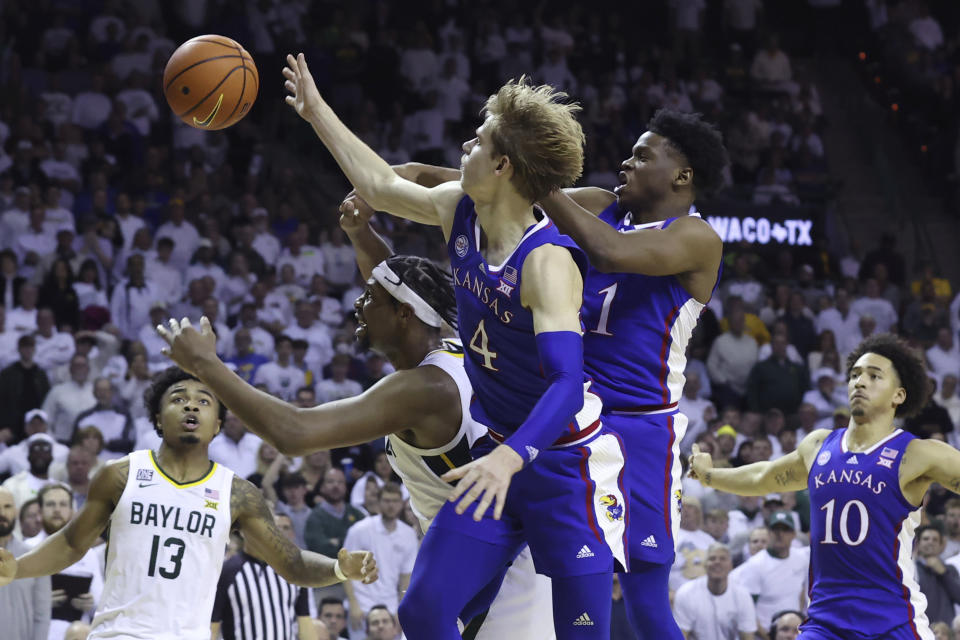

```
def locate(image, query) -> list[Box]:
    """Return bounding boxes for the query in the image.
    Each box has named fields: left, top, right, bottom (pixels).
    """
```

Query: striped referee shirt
left=212, top=552, right=310, bottom=640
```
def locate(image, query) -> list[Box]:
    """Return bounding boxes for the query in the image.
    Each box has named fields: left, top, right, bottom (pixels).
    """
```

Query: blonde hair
left=482, top=77, right=584, bottom=202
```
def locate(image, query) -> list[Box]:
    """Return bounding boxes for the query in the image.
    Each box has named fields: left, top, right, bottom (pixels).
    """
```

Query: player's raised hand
left=442, top=444, right=524, bottom=521
left=0, top=547, right=17, bottom=586
left=688, top=444, right=714, bottom=486
left=337, top=548, right=378, bottom=585
left=156, top=317, right=219, bottom=376
left=283, top=53, right=323, bottom=120
left=338, top=191, right=375, bottom=235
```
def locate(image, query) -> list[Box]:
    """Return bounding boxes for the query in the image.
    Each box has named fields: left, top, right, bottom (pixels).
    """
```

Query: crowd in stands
left=0, top=1, right=958, bottom=639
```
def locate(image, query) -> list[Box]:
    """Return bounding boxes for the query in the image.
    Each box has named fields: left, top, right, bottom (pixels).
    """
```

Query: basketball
left=163, top=34, right=259, bottom=130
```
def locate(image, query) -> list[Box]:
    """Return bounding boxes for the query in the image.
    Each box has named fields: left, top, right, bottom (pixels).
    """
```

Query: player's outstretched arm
left=232, top=476, right=377, bottom=587
left=338, top=192, right=392, bottom=280
left=539, top=190, right=722, bottom=275
left=282, top=53, right=461, bottom=238
left=443, top=244, right=586, bottom=520
left=158, top=318, right=461, bottom=455
left=4, top=459, right=127, bottom=584
left=689, top=430, right=830, bottom=495
left=901, top=438, right=960, bottom=499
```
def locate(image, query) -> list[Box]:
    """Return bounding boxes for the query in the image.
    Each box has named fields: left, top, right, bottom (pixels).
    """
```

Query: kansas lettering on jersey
left=447, top=196, right=601, bottom=442
left=581, top=203, right=719, bottom=411
left=806, top=429, right=932, bottom=638
left=385, top=340, right=486, bottom=531
left=90, top=450, right=234, bottom=640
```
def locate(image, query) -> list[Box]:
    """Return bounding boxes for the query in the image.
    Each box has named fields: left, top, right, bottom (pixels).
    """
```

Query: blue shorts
left=799, top=618, right=933, bottom=640
left=431, top=429, right=630, bottom=577
left=602, top=411, right=683, bottom=566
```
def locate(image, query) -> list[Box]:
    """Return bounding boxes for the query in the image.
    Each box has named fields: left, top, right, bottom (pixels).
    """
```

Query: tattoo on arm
left=231, top=476, right=301, bottom=572
left=704, top=471, right=711, bottom=487
left=775, top=468, right=799, bottom=487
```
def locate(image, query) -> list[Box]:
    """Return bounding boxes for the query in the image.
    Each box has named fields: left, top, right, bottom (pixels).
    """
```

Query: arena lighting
left=891, top=103, right=899, bottom=112
left=858, top=51, right=867, bottom=61
left=705, top=216, right=814, bottom=246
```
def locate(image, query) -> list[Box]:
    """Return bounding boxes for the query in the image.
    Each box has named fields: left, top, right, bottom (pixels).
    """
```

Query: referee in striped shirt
left=212, top=513, right=318, bottom=640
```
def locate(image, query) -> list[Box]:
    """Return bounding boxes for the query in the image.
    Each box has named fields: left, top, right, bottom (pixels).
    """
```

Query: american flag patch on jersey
left=880, top=447, right=898, bottom=459
left=502, top=265, right=518, bottom=284
left=205, top=488, right=219, bottom=500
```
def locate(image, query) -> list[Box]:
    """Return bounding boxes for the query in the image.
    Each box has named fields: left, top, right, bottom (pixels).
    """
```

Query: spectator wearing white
left=111, top=226, right=154, bottom=284
left=34, top=483, right=104, bottom=640
left=802, top=368, right=846, bottom=430
left=250, top=207, right=281, bottom=265
left=0, top=186, right=31, bottom=244
left=208, top=412, right=262, bottom=483
left=707, top=305, right=759, bottom=403
left=33, top=308, right=73, bottom=371
left=750, top=35, right=795, bottom=94
left=139, top=302, right=174, bottom=367
left=851, top=279, right=898, bottom=333
left=399, top=30, right=439, bottom=94
left=674, top=543, right=758, bottom=640
left=7, top=283, right=39, bottom=336
left=1, top=435, right=56, bottom=510
left=71, top=74, right=112, bottom=130
left=154, top=197, right=199, bottom=271
left=254, top=335, right=307, bottom=402
left=671, top=495, right=717, bottom=591
left=235, top=303, right=276, bottom=357
left=321, top=230, right=357, bottom=295
left=275, top=263, right=307, bottom=303
left=196, top=296, right=232, bottom=359
left=287, top=299, right=335, bottom=371
left=278, top=222, right=325, bottom=287
left=936, top=375, right=960, bottom=447
left=729, top=527, right=769, bottom=578
left=39, top=143, right=80, bottom=196
left=50, top=329, right=119, bottom=386
left=910, top=3, right=944, bottom=51
left=248, top=279, right=291, bottom=332
left=72, top=377, right=134, bottom=460
left=39, top=74, right=74, bottom=132
left=726, top=496, right=766, bottom=552
left=309, top=275, right=345, bottom=328
left=117, top=353, right=151, bottom=422
left=431, top=57, right=471, bottom=122
left=147, top=237, right=184, bottom=305
left=42, top=186, right=74, bottom=232
left=220, top=252, right=256, bottom=316
left=721, top=256, right=765, bottom=310
left=928, top=327, right=960, bottom=379
left=316, top=354, right=364, bottom=403
left=111, top=193, right=144, bottom=252
left=0, top=411, right=68, bottom=476
left=50, top=445, right=95, bottom=512
left=16, top=205, right=59, bottom=271
left=732, top=511, right=809, bottom=630
left=536, top=48, right=578, bottom=95
left=41, top=354, right=95, bottom=444
left=170, top=279, right=209, bottom=326
left=404, top=91, right=446, bottom=161
left=943, top=499, right=960, bottom=560
left=115, top=72, right=159, bottom=137
left=109, top=254, right=161, bottom=340
left=343, top=483, right=417, bottom=639
left=185, top=240, right=226, bottom=294
left=678, top=370, right=717, bottom=455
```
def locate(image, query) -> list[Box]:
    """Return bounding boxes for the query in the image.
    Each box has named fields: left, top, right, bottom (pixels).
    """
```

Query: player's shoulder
left=230, top=474, right=269, bottom=523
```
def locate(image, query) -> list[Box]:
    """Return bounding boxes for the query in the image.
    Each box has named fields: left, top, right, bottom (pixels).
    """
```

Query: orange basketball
left=163, top=35, right=259, bottom=130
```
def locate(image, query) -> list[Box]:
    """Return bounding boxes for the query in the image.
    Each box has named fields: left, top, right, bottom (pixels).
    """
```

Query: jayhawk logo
left=600, top=494, right=624, bottom=522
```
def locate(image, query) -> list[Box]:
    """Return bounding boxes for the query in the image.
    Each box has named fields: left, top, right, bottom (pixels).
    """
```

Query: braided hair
left=384, top=255, right=458, bottom=330
left=647, top=109, right=729, bottom=198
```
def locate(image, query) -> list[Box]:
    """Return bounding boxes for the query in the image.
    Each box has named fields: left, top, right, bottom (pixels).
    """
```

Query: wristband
left=333, top=559, right=347, bottom=582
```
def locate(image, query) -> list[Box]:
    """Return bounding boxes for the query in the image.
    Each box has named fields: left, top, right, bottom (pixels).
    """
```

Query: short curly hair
left=845, top=333, right=929, bottom=418
left=646, top=109, right=729, bottom=198
left=143, top=366, right=228, bottom=436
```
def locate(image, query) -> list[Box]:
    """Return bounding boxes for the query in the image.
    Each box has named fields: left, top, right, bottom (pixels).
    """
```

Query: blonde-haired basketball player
left=0, top=367, right=377, bottom=639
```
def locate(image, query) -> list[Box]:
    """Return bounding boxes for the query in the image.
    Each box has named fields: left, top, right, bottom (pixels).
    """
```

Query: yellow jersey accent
left=149, top=450, right=218, bottom=489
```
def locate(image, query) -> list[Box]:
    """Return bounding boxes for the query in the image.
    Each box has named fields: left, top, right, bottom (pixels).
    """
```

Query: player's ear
left=675, top=166, right=692, bottom=187
left=495, top=155, right=510, bottom=175
left=892, top=386, right=906, bottom=410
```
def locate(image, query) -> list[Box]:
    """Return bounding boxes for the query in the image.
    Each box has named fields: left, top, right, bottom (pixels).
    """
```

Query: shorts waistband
left=607, top=401, right=679, bottom=416
left=487, top=418, right=603, bottom=449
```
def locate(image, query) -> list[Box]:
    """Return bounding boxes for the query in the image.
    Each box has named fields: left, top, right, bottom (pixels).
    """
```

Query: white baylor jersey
left=385, top=341, right=556, bottom=640
left=90, top=450, right=234, bottom=640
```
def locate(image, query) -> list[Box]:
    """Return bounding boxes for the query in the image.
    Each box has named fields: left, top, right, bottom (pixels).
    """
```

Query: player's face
left=847, top=353, right=905, bottom=421
left=367, top=609, right=397, bottom=640
left=157, top=379, right=222, bottom=446
left=355, top=281, right=401, bottom=353
left=616, top=132, right=684, bottom=211
left=460, top=117, right=504, bottom=199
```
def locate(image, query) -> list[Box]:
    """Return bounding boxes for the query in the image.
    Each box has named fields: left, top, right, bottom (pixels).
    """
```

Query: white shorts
left=474, top=546, right=555, bottom=640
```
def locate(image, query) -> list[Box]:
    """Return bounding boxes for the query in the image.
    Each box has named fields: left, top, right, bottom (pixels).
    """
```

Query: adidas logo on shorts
left=576, top=545, right=595, bottom=559
left=641, top=535, right=658, bottom=548
left=573, top=613, right=594, bottom=626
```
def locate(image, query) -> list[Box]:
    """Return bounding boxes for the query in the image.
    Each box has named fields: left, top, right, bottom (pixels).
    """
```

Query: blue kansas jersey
left=804, top=428, right=932, bottom=639
left=447, top=195, right=602, bottom=443
left=581, top=202, right=716, bottom=411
